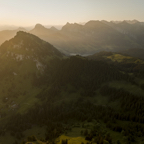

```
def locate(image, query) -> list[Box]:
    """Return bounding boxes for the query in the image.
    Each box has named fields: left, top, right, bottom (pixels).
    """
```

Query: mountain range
left=30, top=20, right=144, bottom=55
left=1, top=20, right=144, bottom=58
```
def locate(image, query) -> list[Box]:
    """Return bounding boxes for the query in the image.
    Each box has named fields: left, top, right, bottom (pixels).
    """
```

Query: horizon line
left=0, top=19, right=144, bottom=28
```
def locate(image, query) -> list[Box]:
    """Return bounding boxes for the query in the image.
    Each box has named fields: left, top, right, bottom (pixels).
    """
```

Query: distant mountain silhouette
left=30, top=21, right=144, bottom=55
left=30, top=24, right=55, bottom=36
left=62, top=22, right=83, bottom=32
left=50, top=26, right=58, bottom=31
left=1, top=20, right=144, bottom=56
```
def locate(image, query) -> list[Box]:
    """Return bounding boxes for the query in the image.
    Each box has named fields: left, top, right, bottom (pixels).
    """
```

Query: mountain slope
left=0, top=31, right=63, bottom=121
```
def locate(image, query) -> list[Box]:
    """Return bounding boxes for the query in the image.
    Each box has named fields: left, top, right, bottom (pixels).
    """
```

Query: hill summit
left=0, top=31, right=62, bottom=58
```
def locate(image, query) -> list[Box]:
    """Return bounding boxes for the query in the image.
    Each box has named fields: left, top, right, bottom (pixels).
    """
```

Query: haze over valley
left=1, top=20, right=144, bottom=58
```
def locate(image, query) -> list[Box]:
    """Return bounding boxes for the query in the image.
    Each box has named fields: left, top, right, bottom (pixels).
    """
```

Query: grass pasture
left=106, top=54, right=132, bottom=62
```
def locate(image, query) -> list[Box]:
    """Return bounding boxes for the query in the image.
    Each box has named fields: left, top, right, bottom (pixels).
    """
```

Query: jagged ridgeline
left=30, top=20, right=144, bottom=55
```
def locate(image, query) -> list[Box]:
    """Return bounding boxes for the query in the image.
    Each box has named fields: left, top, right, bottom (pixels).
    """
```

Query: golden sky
left=0, top=0, right=143, bottom=26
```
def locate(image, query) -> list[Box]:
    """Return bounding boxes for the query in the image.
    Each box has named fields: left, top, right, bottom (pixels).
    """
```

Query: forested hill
left=0, top=51, right=144, bottom=143
left=1, top=32, right=144, bottom=144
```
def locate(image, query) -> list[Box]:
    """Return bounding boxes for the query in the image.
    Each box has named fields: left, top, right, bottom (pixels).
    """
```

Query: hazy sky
left=0, top=0, right=144, bottom=26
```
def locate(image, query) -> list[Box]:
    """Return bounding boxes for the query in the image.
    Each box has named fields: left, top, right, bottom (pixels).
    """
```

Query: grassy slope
left=106, top=53, right=144, bottom=64
left=56, top=135, right=88, bottom=144
left=56, top=122, right=123, bottom=144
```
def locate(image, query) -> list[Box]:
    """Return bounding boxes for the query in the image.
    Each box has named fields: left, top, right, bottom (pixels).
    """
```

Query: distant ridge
left=50, top=26, right=58, bottom=31
left=1, top=20, right=144, bottom=56
left=30, top=20, right=144, bottom=55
